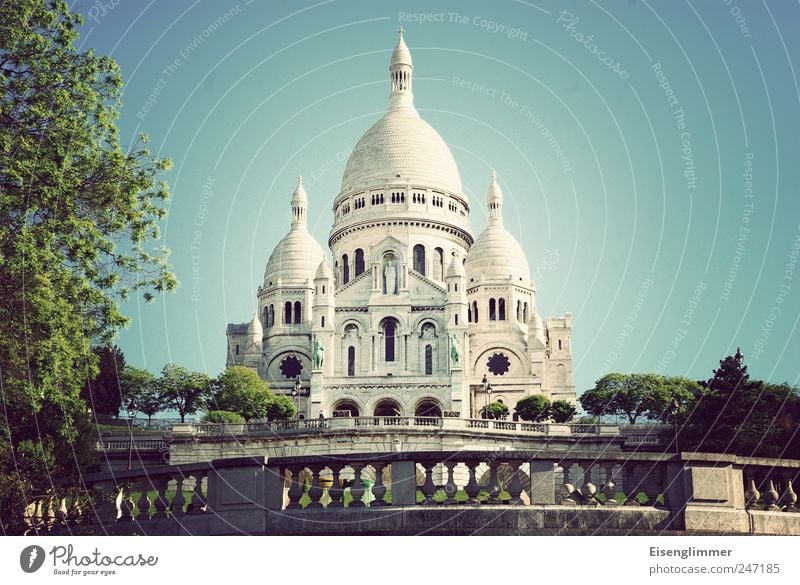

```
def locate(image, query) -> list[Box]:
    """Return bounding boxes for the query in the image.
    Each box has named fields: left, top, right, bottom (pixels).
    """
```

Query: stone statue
left=449, top=334, right=461, bottom=367
left=312, top=337, right=325, bottom=369
left=383, top=257, right=397, bottom=294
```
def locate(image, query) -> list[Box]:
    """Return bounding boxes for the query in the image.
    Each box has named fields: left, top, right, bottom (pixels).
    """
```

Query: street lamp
left=126, top=399, right=137, bottom=471
left=292, top=376, right=300, bottom=419
left=486, top=384, right=493, bottom=419
left=481, top=375, right=488, bottom=418
left=671, top=398, right=680, bottom=454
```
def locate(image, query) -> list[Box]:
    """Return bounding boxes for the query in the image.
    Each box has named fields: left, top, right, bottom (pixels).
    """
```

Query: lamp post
left=126, top=399, right=137, bottom=471
left=486, top=384, right=493, bottom=419
left=671, top=398, right=680, bottom=454
left=481, top=375, right=488, bottom=419
left=292, top=376, right=300, bottom=419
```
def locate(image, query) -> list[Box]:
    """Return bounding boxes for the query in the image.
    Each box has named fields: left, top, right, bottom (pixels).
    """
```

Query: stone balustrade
left=21, top=451, right=800, bottom=536
left=175, top=418, right=619, bottom=438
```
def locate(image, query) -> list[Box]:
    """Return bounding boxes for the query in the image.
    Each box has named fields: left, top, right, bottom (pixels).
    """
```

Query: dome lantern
left=486, top=170, right=503, bottom=226
left=291, top=176, right=308, bottom=229
left=389, top=27, right=414, bottom=110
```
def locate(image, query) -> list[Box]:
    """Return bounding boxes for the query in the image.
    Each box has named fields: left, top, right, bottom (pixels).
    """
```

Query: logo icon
left=20, top=545, right=46, bottom=573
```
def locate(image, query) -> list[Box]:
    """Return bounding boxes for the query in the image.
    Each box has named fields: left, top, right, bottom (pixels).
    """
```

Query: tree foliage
left=678, top=350, right=800, bottom=458
left=0, top=0, right=174, bottom=532
left=157, top=364, right=210, bottom=423
left=203, top=410, right=245, bottom=424
left=266, top=395, right=298, bottom=421
left=210, top=366, right=274, bottom=421
left=550, top=400, right=577, bottom=423
left=515, top=394, right=551, bottom=422
left=119, top=366, right=161, bottom=423
left=580, top=373, right=698, bottom=424
left=80, top=345, right=125, bottom=416
left=481, top=402, right=509, bottom=420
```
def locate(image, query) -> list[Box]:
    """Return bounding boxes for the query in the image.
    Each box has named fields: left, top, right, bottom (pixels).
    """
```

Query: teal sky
left=74, top=0, right=800, bottom=394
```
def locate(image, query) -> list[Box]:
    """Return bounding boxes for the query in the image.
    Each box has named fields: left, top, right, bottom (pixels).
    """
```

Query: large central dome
left=339, top=30, right=462, bottom=197
left=340, top=107, right=463, bottom=196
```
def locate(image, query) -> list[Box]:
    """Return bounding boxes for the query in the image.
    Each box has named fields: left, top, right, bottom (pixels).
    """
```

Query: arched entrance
left=373, top=399, right=401, bottom=417
left=332, top=400, right=359, bottom=417
left=414, top=400, right=442, bottom=418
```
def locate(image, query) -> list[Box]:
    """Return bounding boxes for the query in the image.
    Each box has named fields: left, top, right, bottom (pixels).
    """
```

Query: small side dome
left=315, top=258, right=333, bottom=281
left=446, top=251, right=465, bottom=278
left=464, top=172, right=531, bottom=283
left=263, top=179, right=325, bottom=287
left=246, top=312, right=263, bottom=337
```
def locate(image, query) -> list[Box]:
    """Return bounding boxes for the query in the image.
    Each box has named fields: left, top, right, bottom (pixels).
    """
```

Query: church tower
left=226, top=30, right=576, bottom=419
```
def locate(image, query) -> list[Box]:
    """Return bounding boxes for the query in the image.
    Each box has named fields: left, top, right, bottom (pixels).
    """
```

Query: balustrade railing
left=21, top=463, right=211, bottom=535
left=176, top=418, right=620, bottom=437
left=19, top=452, right=800, bottom=535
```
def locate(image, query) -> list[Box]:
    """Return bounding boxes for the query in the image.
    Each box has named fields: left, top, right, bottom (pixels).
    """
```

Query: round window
left=487, top=352, right=510, bottom=376
left=280, top=355, right=303, bottom=379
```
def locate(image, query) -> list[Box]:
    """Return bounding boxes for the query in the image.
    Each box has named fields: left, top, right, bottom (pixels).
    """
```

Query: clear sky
left=73, top=0, right=800, bottom=395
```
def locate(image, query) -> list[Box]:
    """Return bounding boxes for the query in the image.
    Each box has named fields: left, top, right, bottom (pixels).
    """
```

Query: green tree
left=515, top=395, right=551, bottom=422
left=266, top=395, right=298, bottom=421
left=81, top=346, right=126, bottom=416
left=580, top=373, right=698, bottom=424
left=210, top=366, right=273, bottom=421
left=119, top=366, right=161, bottom=425
left=203, top=410, right=245, bottom=424
left=679, top=350, right=800, bottom=457
left=550, top=400, right=577, bottom=423
left=157, top=364, right=210, bottom=423
left=481, top=402, right=509, bottom=420
left=0, top=0, right=174, bottom=532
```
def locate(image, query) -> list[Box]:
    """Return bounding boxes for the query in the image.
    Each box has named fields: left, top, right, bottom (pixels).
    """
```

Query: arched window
left=489, top=298, right=497, bottom=321
left=294, top=301, right=301, bottom=323
left=413, top=244, right=426, bottom=275
left=333, top=400, right=359, bottom=417
left=374, top=399, right=400, bottom=417
left=415, top=400, right=441, bottom=417
left=468, top=305, right=472, bottom=323
left=433, top=247, right=444, bottom=281
left=355, top=248, right=365, bottom=276
left=269, top=305, right=274, bottom=327
left=558, top=339, right=563, bottom=350
left=425, top=344, right=433, bottom=375
left=263, top=306, right=269, bottom=328
left=523, top=302, right=528, bottom=322
left=284, top=301, right=292, bottom=324
left=516, top=300, right=521, bottom=322
left=342, top=254, right=350, bottom=285
left=321, top=316, right=325, bottom=327
left=499, top=298, right=506, bottom=321
left=347, top=346, right=356, bottom=376
left=383, top=319, right=397, bottom=362
left=455, top=314, right=459, bottom=325
left=472, top=301, right=479, bottom=323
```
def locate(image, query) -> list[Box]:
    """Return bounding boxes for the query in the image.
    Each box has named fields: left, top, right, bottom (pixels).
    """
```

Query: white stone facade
left=226, top=31, right=575, bottom=418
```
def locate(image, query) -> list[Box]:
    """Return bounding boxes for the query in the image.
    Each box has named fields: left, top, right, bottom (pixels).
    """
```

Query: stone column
left=529, top=460, right=556, bottom=505
left=391, top=460, right=417, bottom=506
left=309, top=370, right=323, bottom=418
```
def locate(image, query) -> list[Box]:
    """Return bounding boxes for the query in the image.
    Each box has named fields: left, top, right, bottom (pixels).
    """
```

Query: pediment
left=407, top=271, right=446, bottom=300
left=334, top=270, right=373, bottom=304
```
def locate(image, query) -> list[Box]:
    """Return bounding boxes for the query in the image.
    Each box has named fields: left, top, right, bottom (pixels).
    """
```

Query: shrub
left=515, top=395, right=551, bottom=422
left=481, top=402, right=509, bottom=420
left=550, top=400, right=577, bottom=423
left=203, top=410, right=245, bottom=424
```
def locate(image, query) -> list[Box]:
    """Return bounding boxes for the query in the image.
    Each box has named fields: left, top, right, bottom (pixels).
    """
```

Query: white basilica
left=226, top=31, right=575, bottom=419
